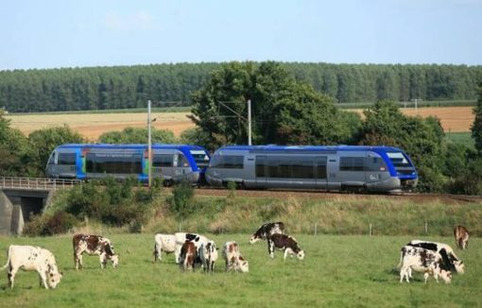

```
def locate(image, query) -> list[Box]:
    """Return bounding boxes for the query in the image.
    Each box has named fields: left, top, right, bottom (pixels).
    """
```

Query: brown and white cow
left=454, top=225, right=469, bottom=250
left=179, top=241, right=197, bottom=271
left=407, top=240, right=464, bottom=274
left=1, top=245, right=63, bottom=289
left=199, top=240, right=218, bottom=273
left=399, top=245, right=452, bottom=284
left=73, top=234, right=119, bottom=269
left=267, top=233, right=305, bottom=260
left=250, top=222, right=285, bottom=244
left=153, top=233, right=176, bottom=262
left=174, top=232, right=209, bottom=264
left=222, top=241, right=249, bottom=273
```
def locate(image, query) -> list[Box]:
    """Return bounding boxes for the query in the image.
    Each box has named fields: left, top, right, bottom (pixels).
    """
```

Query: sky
left=1, top=0, right=481, bottom=70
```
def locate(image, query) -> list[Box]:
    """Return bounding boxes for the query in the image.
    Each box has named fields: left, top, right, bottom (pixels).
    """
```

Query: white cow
left=399, top=245, right=452, bottom=284
left=153, top=233, right=177, bottom=262
left=199, top=240, right=219, bottom=273
left=222, top=241, right=249, bottom=273
left=1, top=245, right=63, bottom=289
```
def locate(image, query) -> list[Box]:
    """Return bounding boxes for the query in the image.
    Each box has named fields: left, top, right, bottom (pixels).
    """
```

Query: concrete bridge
left=0, top=177, right=79, bottom=235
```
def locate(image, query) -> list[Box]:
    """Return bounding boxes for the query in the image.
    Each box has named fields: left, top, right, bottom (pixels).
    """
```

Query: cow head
left=453, top=260, right=465, bottom=274
left=110, top=254, right=119, bottom=268
left=47, top=265, right=63, bottom=289
left=439, top=269, right=452, bottom=284
left=296, top=250, right=305, bottom=260
left=249, top=235, right=261, bottom=244
left=237, top=256, right=249, bottom=273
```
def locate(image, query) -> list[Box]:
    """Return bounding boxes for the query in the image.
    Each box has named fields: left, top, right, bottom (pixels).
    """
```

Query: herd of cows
left=0, top=223, right=470, bottom=289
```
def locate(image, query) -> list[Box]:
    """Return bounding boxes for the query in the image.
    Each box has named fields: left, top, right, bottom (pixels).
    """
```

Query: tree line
left=0, top=62, right=481, bottom=113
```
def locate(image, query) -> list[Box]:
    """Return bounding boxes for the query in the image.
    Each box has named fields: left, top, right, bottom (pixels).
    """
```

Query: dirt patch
left=7, top=107, right=474, bottom=141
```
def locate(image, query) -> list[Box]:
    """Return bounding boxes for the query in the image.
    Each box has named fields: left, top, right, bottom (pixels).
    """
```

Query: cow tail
left=1, top=246, right=12, bottom=270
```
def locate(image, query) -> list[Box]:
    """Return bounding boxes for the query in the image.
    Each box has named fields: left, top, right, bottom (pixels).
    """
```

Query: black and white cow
left=267, top=233, right=305, bottom=260
left=407, top=240, right=464, bottom=274
left=1, top=245, right=63, bottom=289
left=153, top=233, right=176, bottom=262
left=73, top=234, right=119, bottom=269
left=174, top=232, right=209, bottom=264
left=249, top=222, right=285, bottom=244
left=199, top=240, right=219, bottom=273
left=399, top=245, right=452, bottom=284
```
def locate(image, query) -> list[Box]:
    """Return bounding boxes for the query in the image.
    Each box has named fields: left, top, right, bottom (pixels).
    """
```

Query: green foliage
left=23, top=211, right=78, bottom=236
left=0, top=110, right=32, bottom=176
left=98, top=126, right=177, bottom=144
left=168, top=180, right=195, bottom=219
left=472, top=82, right=482, bottom=154
left=190, top=61, right=361, bottom=150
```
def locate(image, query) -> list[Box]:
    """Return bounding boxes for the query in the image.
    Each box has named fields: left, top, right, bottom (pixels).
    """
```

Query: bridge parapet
left=0, top=177, right=80, bottom=191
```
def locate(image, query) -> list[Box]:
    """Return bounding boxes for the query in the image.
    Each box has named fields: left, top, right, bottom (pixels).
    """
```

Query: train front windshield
left=190, top=150, right=210, bottom=168
left=386, top=152, right=416, bottom=175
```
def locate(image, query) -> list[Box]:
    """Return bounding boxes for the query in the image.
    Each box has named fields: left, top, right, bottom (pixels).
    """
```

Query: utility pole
left=147, top=100, right=153, bottom=188
left=247, top=99, right=252, bottom=145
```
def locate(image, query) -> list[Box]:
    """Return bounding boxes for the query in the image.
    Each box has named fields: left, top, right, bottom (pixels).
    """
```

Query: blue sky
left=1, top=0, right=481, bottom=70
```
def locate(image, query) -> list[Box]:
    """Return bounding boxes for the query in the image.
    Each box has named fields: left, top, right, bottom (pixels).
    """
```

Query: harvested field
left=6, top=106, right=474, bottom=141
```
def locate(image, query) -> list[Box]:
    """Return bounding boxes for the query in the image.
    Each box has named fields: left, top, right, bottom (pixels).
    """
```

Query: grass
left=1, top=233, right=481, bottom=307
left=446, top=132, right=475, bottom=148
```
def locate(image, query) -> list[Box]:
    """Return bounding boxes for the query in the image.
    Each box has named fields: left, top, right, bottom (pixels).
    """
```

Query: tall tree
left=472, top=82, right=482, bottom=154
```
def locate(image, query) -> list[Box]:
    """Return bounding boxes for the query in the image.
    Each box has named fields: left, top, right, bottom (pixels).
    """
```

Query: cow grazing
left=73, top=234, right=119, bottom=270
left=153, top=233, right=177, bottom=262
left=222, top=241, right=249, bottom=273
left=399, top=245, right=452, bottom=284
left=179, top=241, right=197, bottom=271
left=454, top=225, right=469, bottom=250
left=199, top=240, right=219, bottom=273
left=250, top=222, right=285, bottom=244
left=174, top=232, right=209, bottom=264
left=407, top=240, right=464, bottom=274
left=1, top=245, right=63, bottom=289
left=267, top=234, right=305, bottom=260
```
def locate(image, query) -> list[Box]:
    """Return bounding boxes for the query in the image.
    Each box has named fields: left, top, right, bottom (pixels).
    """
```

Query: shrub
left=169, top=180, right=195, bottom=219
left=23, top=211, right=78, bottom=236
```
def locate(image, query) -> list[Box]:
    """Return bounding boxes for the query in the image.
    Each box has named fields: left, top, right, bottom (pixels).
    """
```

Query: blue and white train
left=205, top=145, right=418, bottom=193
left=46, top=144, right=210, bottom=185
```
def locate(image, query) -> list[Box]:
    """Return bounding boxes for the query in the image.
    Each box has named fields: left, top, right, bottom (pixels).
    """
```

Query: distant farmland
left=6, top=106, right=474, bottom=141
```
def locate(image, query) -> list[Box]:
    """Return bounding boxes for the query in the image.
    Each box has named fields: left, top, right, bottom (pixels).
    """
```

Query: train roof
left=55, top=143, right=207, bottom=150
left=215, top=145, right=407, bottom=153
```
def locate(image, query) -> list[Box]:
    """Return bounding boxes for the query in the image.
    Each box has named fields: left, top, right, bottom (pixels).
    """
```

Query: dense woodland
left=0, top=62, right=481, bottom=112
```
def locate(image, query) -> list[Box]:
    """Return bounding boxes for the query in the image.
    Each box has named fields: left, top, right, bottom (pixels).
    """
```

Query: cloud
left=103, top=11, right=156, bottom=31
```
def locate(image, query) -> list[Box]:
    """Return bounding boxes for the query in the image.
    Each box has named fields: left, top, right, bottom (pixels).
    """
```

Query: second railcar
left=205, top=145, right=418, bottom=193
left=46, top=143, right=210, bottom=185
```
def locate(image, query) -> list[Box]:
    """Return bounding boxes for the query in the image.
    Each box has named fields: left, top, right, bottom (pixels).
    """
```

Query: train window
left=153, top=154, right=173, bottom=167
left=365, top=157, right=387, bottom=171
left=58, top=153, right=76, bottom=165
left=210, top=155, right=244, bottom=169
left=86, top=153, right=143, bottom=174
left=177, top=154, right=189, bottom=167
left=387, top=152, right=411, bottom=167
left=257, top=155, right=316, bottom=179
left=316, top=157, right=327, bottom=179
left=340, top=157, right=364, bottom=171
left=190, top=150, right=210, bottom=168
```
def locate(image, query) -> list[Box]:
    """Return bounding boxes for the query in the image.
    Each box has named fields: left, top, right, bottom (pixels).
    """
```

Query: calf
left=454, top=225, right=469, bottom=250
left=399, top=245, right=452, bottom=284
left=1, top=245, right=63, bottom=289
left=250, top=222, right=285, bottom=244
left=407, top=240, right=464, bottom=274
left=174, top=232, right=209, bottom=264
left=153, top=233, right=176, bottom=262
left=267, top=234, right=305, bottom=260
left=222, top=241, right=249, bottom=273
left=199, top=240, right=218, bottom=273
left=73, top=234, right=119, bottom=269
left=179, top=241, right=197, bottom=271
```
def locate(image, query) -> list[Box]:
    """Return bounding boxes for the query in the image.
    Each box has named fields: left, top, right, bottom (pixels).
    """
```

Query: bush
left=169, top=180, right=195, bottom=219
left=23, top=211, right=78, bottom=236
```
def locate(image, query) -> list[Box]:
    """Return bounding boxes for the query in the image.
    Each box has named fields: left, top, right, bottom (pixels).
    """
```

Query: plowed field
left=7, top=106, right=474, bottom=141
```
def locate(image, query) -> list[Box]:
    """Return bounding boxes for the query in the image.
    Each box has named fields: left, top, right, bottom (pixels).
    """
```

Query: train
left=46, top=143, right=210, bottom=185
left=46, top=143, right=418, bottom=193
left=205, top=145, right=418, bottom=193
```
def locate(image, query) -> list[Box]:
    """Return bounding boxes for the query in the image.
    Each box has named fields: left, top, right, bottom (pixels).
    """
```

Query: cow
left=250, top=222, right=285, bottom=244
left=222, top=241, right=249, bottom=273
left=179, top=241, right=197, bottom=271
left=199, top=240, right=219, bottom=273
left=399, top=245, right=452, bottom=284
left=1, top=245, right=63, bottom=289
left=153, top=233, right=176, bottom=262
left=407, top=240, right=464, bottom=274
left=267, top=233, right=305, bottom=260
left=73, top=234, right=119, bottom=270
left=174, top=232, right=209, bottom=264
left=454, top=225, right=469, bottom=250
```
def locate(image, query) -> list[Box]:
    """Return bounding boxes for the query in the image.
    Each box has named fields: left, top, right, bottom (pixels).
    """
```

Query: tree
left=98, top=127, right=176, bottom=144
left=471, top=82, right=482, bottom=154
left=0, top=110, right=31, bottom=176
left=189, top=61, right=360, bottom=150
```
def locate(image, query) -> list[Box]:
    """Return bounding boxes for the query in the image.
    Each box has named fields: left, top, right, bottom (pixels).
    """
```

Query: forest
left=0, top=62, right=481, bottom=113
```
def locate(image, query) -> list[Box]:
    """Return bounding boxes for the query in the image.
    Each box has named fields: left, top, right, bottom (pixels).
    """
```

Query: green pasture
left=1, top=233, right=480, bottom=307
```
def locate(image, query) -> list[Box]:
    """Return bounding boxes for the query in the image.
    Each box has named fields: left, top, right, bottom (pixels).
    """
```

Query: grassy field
left=1, top=233, right=481, bottom=307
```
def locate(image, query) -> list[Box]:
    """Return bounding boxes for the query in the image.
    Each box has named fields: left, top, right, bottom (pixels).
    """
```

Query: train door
left=315, top=156, right=327, bottom=190
left=254, top=155, right=267, bottom=187
left=153, top=151, right=174, bottom=183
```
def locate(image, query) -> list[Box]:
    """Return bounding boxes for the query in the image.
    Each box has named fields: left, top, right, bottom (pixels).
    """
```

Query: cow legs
left=268, top=240, right=275, bottom=259
left=7, top=266, right=16, bottom=289
left=100, top=253, right=107, bottom=268
left=37, top=270, right=49, bottom=289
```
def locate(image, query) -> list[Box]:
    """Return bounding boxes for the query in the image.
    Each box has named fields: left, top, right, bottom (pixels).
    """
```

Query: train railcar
left=46, top=143, right=210, bottom=185
left=205, top=145, right=418, bottom=193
